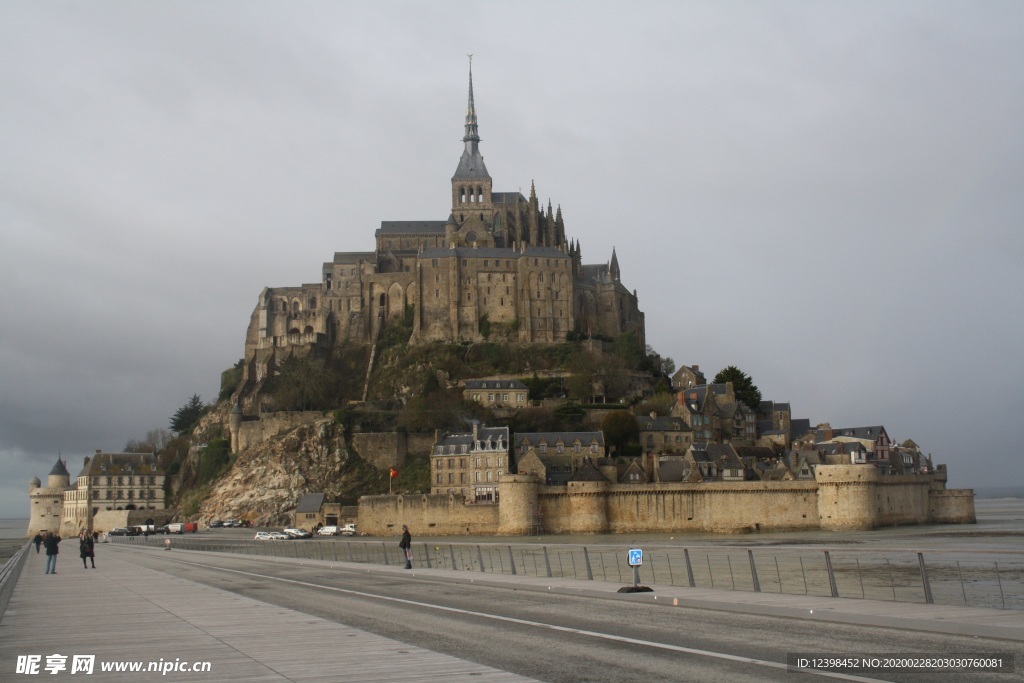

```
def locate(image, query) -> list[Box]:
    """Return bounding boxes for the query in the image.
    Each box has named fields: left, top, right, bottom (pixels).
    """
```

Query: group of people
left=31, top=530, right=96, bottom=573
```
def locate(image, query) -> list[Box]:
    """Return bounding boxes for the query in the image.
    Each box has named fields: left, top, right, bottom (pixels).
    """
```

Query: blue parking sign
left=628, top=548, right=643, bottom=566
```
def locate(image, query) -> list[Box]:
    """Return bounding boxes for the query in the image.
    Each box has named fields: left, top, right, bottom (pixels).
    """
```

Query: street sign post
left=628, top=548, right=642, bottom=588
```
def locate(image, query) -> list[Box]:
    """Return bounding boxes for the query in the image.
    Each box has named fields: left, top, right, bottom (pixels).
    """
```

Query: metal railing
left=112, top=536, right=1024, bottom=610
left=0, top=542, right=32, bottom=624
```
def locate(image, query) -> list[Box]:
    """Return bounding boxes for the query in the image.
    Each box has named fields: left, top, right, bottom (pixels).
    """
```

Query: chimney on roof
left=472, top=421, right=479, bottom=440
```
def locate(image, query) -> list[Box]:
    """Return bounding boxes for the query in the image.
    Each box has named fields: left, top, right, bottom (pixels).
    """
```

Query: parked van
left=339, top=523, right=357, bottom=536
left=317, top=526, right=339, bottom=536
left=166, top=523, right=184, bottom=534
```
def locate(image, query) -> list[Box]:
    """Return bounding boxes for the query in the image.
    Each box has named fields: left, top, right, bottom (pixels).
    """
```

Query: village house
left=463, top=379, right=529, bottom=410
left=431, top=423, right=510, bottom=502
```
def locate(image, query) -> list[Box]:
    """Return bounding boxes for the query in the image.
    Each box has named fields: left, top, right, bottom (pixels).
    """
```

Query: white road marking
left=157, top=554, right=891, bottom=682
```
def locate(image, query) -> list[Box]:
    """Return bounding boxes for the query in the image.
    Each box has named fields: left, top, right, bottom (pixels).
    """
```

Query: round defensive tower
left=229, top=402, right=243, bottom=454
left=26, top=457, right=71, bottom=537
left=497, top=474, right=539, bottom=535
left=815, top=464, right=878, bottom=530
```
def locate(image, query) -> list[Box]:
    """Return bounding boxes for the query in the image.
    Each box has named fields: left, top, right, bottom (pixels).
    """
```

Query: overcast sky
left=2, top=1, right=1022, bottom=520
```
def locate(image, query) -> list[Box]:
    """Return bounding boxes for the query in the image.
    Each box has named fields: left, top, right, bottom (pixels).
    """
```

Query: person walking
left=399, top=525, right=412, bottom=569
left=43, top=531, right=60, bottom=574
left=79, top=531, right=96, bottom=569
left=32, top=533, right=42, bottom=554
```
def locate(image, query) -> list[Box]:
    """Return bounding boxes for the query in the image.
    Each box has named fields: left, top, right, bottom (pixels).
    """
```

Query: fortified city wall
left=357, top=465, right=975, bottom=536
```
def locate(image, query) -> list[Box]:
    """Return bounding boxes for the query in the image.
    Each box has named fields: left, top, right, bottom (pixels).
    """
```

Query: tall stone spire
left=452, top=56, right=490, bottom=181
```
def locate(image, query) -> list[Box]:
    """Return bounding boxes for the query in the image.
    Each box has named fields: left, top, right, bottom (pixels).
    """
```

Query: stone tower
left=26, top=456, right=72, bottom=537
left=450, top=58, right=493, bottom=225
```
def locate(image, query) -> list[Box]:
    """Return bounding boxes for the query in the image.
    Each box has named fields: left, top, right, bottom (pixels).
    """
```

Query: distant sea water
left=0, top=519, right=29, bottom=563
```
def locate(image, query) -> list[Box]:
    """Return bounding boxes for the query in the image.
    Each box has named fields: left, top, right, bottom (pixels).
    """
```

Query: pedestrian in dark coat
left=43, top=532, right=60, bottom=574
left=399, top=525, right=412, bottom=569
left=79, top=531, right=95, bottom=568
left=32, top=533, right=42, bottom=553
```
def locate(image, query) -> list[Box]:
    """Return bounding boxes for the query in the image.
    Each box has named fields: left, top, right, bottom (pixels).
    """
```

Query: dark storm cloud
left=2, top=1, right=1022, bottom=516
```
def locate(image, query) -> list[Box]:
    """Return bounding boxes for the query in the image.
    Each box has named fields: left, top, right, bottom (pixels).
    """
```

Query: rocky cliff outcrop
left=197, top=418, right=352, bottom=526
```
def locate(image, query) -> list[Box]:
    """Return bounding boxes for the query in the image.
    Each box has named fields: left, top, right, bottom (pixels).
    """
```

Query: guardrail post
left=507, top=546, right=517, bottom=575
left=477, top=545, right=485, bottom=572
left=824, top=551, right=839, bottom=598
left=449, top=544, right=457, bottom=570
left=683, top=549, right=695, bottom=587
left=918, top=553, right=934, bottom=604
left=747, top=549, right=760, bottom=592
left=381, top=542, right=389, bottom=565
left=582, top=547, right=594, bottom=581
left=543, top=546, right=552, bottom=578
left=424, top=543, right=432, bottom=569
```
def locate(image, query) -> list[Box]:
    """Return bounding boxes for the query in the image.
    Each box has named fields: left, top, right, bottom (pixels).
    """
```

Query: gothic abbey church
left=242, top=65, right=645, bottom=385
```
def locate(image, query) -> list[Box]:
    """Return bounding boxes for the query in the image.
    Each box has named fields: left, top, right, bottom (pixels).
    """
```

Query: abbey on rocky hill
left=242, top=63, right=645, bottom=382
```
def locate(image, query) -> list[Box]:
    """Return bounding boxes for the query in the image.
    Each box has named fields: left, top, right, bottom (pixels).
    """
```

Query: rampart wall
left=357, top=493, right=499, bottom=536
left=359, top=465, right=974, bottom=536
left=236, top=411, right=330, bottom=452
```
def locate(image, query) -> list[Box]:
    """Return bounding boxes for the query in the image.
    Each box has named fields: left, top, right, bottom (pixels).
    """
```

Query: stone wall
left=236, top=411, right=331, bottom=452
left=350, top=432, right=406, bottom=470
left=534, top=482, right=819, bottom=534
left=929, top=489, right=977, bottom=524
left=357, top=493, right=500, bottom=536
left=356, top=464, right=974, bottom=536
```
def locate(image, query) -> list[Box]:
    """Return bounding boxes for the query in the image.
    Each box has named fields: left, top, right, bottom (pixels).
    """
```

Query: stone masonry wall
left=357, top=493, right=499, bottom=536
left=236, top=411, right=330, bottom=452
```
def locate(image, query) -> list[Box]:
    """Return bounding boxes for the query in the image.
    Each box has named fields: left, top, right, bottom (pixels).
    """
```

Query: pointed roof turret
left=610, top=247, right=620, bottom=281
left=48, top=457, right=69, bottom=477
left=452, top=56, right=490, bottom=181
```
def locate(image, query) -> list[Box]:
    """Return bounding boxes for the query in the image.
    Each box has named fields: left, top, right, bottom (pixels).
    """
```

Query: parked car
left=209, top=520, right=225, bottom=528
left=254, top=531, right=273, bottom=541
left=268, top=532, right=291, bottom=540
left=154, top=525, right=170, bottom=534
left=108, top=527, right=133, bottom=536
left=339, top=523, right=357, bottom=536
left=283, top=528, right=311, bottom=539
left=317, top=526, right=339, bottom=536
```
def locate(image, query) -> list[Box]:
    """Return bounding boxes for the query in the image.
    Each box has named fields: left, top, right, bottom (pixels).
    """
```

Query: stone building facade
left=430, top=423, right=510, bottom=502
left=26, top=452, right=168, bottom=537
left=238, top=64, right=645, bottom=401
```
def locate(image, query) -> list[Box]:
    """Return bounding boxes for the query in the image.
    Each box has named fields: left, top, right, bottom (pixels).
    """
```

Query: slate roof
left=735, top=446, right=776, bottom=461
left=419, top=245, right=569, bottom=260
left=656, top=456, right=687, bottom=482
left=516, top=431, right=604, bottom=448
left=817, top=425, right=887, bottom=441
left=790, top=419, right=812, bottom=440
left=329, top=251, right=375, bottom=264
left=464, top=379, right=527, bottom=391
left=491, top=192, right=527, bottom=205
left=295, top=493, right=326, bottom=514
left=376, top=221, right=447, bottom=235
left=436, top=426, right=510, bottom=451
left=636, top=416, right=689, bottom=431
left=572, top=460, right=610, bottom=483
left=48, top=458, right=70, bottom=477
left=80, top=453, right=162, bottom=477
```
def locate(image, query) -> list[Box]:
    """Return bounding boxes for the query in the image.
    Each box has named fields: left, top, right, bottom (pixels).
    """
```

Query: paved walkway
left=2, top=544, right=1021, bottom=681
left=0, top=546, right=536, bottom=682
